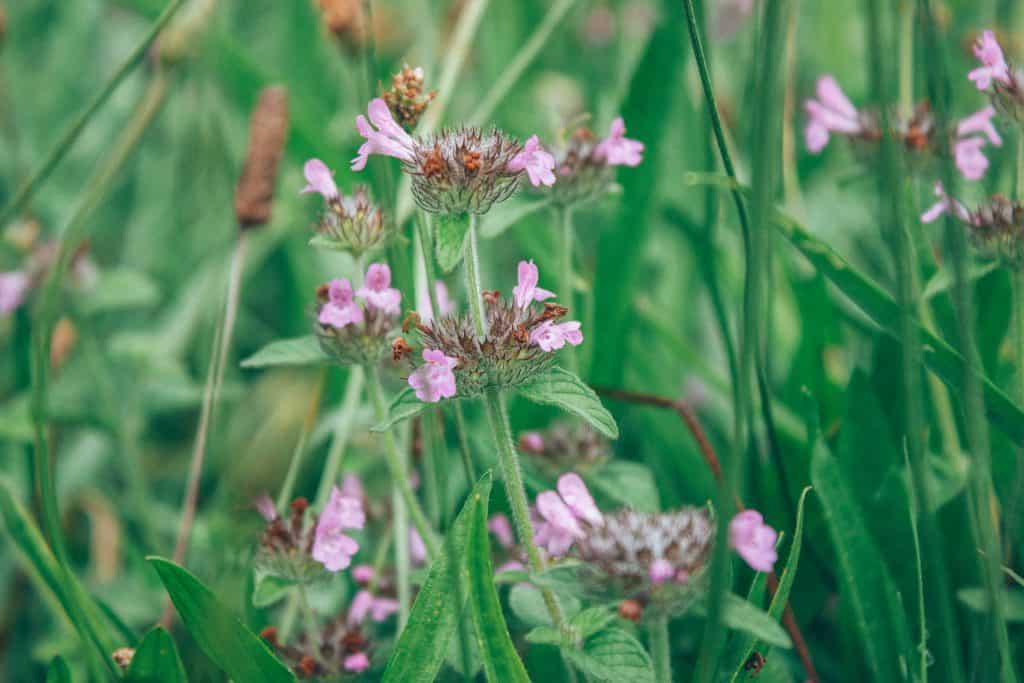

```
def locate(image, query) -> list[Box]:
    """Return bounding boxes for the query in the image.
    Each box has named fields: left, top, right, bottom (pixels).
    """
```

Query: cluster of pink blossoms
left=311, top=484, right=366, bottom=572
left=514, top=260, right=584, bottom=351
left=319, top=263, right=401, bottom=329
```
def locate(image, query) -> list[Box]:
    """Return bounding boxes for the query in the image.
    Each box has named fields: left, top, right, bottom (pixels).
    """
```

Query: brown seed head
left=235, top=87, right=290, bottom=230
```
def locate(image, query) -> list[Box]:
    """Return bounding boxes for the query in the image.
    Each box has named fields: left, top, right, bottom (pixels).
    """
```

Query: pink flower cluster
left=969, top=30, right=1010, bottom=91
left=408, top=349, right=458, bottom=402
left=509, top=135, right=556, bottom=186
left=532, top=473, right=603, bottom=557
left=804, top=75, right=864, bottom=154
left=592, top=117, right=644, bottom=168
left=515, top=260, right=584, bottom=352
left=319, top=263, right=401, bottom=329
left=312, top=485, right=366, bottom=572
left=728, top=509, right=778, bottom=573
left=954, top=106, right=1002, bottom=181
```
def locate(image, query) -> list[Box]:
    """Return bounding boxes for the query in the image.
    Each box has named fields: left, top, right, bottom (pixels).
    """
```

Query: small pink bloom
left=254, top=493, right=277, bottom=521
left=319, top=278, right=365, bottom=329
left=0, top=271, right=28, bottom=315
left=529, top=320, right=584, bottom=352
left=804, top=75, right=862, bottom=154
left=300, top=159, right=339, bottom=199
left=649, top=559, right=675, bottom=584
left=312, top=486, right=365, bottom=572
left=344, top=652, right=370, bottom=673
left=352, top=564, right=374, bottom=584
left=520, top=431, right=545, bottom=453
left=341, top=473, right=364, bottom=500
left=594, top=117, right=644, bottom=167
left=533, top=491, right=584, bottom=556
left=954, top=137, right=990, bottom=181
left=356, top=263, right=402, bottom=315
left=958, top=106, right=1003, bottom=146
left=728, top=510, right=778, bottom=573
left=352, top=98, right=417, bottom=171
left=557, top=473, right=602, bottom=526
left=513, top=260, right=556, bottom=309
left=408, top=349, right=458, bottom=403
left=488, top=513, right=516, bottom=549
left=409, top=528, right=427, bottom=565
left=346, top=589, right=373, bottom=626
left=417, top=281, right=455, bottom=321
left=369, top=595, right=400, bottom=621
left=968, top=30, right=1010, bottom=91
left=508, top=135, right=557, bottom=187
left=920, top=182, right=970, bottom=224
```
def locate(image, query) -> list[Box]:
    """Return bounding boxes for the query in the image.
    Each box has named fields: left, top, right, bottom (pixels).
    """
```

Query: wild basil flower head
left=922, top=184, right=1024, bottom=269
left=315, top=263, right=402, bottom=365
left=351, top=97, right=555, bottom=214
left=518, top=421, right=611, bottom=475
left=301, top=160, right=388, bottom=256
left=400, top=260, right=582, bottom=402
left=969, top=30, right=1024, bottom=123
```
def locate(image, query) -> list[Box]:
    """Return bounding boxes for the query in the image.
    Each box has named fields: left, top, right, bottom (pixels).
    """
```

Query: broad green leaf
left=569, top=607, right=617, bottom=640
left=529, top=562, right=587, bottom=598
left=509, top=583, right=580, bottom=627
left=480, top=197, right=552, bottom=238
left=588, top=461, right=659, bottom=512
left=435, top=212, right=471, bottom=273
left=465, top=474, right=531, bottom=683
left=148, top=557, right=296, bottom=683
left=811, top=444, right=914, bottom=681
left=525, top=625, right=561, bottom=646
left=692, top=594, right=791, bottom=649
left=383, top=473, right=492, bottom=683
left=727, top=487, right=812, bottom=682
left=45, top=656, right=71, bottom=683
left=77, top=267, right=160, bottom=315
left=565, top=628, right=655, bottom=683
left=127, top=628, right=187, bottom=683
left=251, top=572, right=297, bottom=608
left=240, top=336, right=329, bottom=368
left=957, top=588, right=1024, bottom=622
left=516, top=367, right=619, bottom=438
left=370, top=387, right=429, bottom=432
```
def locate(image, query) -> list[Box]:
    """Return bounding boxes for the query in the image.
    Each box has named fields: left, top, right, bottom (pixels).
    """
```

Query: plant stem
left=276, top=370, right=327, bottom=509
left=1006, top=134, right=1024, bottom=558
left=557, top=205, right=579, bottom=374
left=0, top=0, right=183, bottom=227
left=649, top=616, right=672, bottom=683
left=468, top=0, right=578, bottom=125
left=296, top=583, right=320, bottom=642
left=314, top=366, right=366, bottom=507
left=482, top=390, right=566, bottom=630
left=464, top=214, right=488, bottom=339
left=393, top=482, right=411, bottom=629
left=420, top=412, right=442, bottom=527
left=365, top=364, right=440, bottom=558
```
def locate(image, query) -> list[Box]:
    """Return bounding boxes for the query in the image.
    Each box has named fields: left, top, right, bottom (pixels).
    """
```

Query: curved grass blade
left=127, top=628, right=187, bottom=683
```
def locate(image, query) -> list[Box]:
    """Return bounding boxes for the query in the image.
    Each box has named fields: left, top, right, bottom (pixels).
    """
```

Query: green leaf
left=588, top=461, right=659, bottom=512
left=240, top=336, right=330, bottom=368
left=370, top=387, right=429, bottom=432
left=922, top=261, right=998, bottom=300
left=147, top=557, right=296, bottom=683
left=465, top=473, right=531, bottom=683
left=308, top=234, right=348, bottom=251
left=45, top=656, right=71, bottom=683
left=383, top=473, right=492, bottom=683
left=569, top=607, right=617, bottom=640
left=77, top=267, right=161, bottom=315
left=525, top=625, right=562, bottom=646
left=480, top=197, right=552, bottom=238
left=127, top=628, right=187, bottom=683
left=957, top=588, right=1024, bottom=622
left=516, top=367, right=619, bottom=438
left=0, top=480, right=65, bottom=610
left=435, top=212, right=471, bottom=273
left=692, top=594, right=791, bottom=649
left=810, top=444, right=913, bottom=681
left=566, top=628, right=655, bottom=683
left=509, top=583, right=580, bottom=628
left=251, top=572, right=297, bottom=608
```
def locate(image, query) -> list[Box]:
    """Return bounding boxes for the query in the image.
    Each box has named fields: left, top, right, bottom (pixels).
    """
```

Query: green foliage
left=435, top=212, right=473, bottom=273
left=516, top=367, right=619, bottom=438
left=127, top=628, right=188, bottom=683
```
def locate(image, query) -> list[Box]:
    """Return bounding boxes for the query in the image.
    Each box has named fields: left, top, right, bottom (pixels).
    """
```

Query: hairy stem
left=558, top=205, right=579, bottom=374
left=649, top=616, right=671, bottom=683
left=464, top=214, right=488, bottom=339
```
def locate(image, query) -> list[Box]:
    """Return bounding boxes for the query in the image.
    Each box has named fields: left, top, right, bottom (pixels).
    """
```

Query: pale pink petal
left=649, top=559, right=675, bottom=584
left=300, top=158, right=339, bottom=199
left=508, top=135, right=557, bottom=186
left=352, top=564, right=374, bottom=583
left=254, top=493, right=277, bottom=522
left=344, top=652, right=370, bottom=673
left=957, top=106, right=1003, bottom=146
left=728, top=510, right=778, bottom=573
left=557, top=473, right=603, bottom=526
left=487, top=513, right=515, bottom=548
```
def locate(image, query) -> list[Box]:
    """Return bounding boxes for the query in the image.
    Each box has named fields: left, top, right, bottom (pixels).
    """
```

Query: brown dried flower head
left=382, top=64, right=436, bottom=130
left=235, top=86, right=290, bottom=230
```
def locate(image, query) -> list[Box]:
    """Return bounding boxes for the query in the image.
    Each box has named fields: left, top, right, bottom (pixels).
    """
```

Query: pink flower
left=958, top=106, right=1003, bottom=146
left=968, top=30, right=1010, bottom=91
left=728, top=510, right=778, bottom=573
left=508, top=135, right=556, bottom=187
left=512, top=260, right=555, bottom=309
left=341, top=473, right=364, bottom=500
left=300, top=159, right=339, bottom=199
left=804, top=75, right=862, bottom=154
left=254, top=493, right=277, bottom=521
left=488, top=513, right=515, bottom=549
left=312, top=486, right=365, bottom=572
left=0, top=271, right=28, bottom=315
left=409, top=528, right=427, bottom=565
left=352, top=98, right=417, bottom=171
left=648, top=558, right=675, bottom=584
left=356, top=263, right=402, bottom=315
left=594, top=117, right=644, bottom=167
left=352, top=564, right=374, bottom=584
left=417, top=281, right=455, bottom=322
left=519, top=431, right=545, bottom=453
left=529, top=320, right=584, bottom=352
left=318, top=278, right=364, bottom=329
left=954, top=137, right=990, bottom=181
left=408, top=349, right=458, bottom=403
left=347, top=589, right=400, bottom=626
left=344, top=652, right=370, bottom=673
left=920, top=182, right=970, bottom=224
left=557, top=473, right=602, bottom=526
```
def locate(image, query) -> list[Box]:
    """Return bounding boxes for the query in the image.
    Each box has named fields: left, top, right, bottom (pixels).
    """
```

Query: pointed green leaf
left=480, top=198, right=552, bottom=238
left=383, top=473, right=492, bottom=683
left=692, top=594, right=791, bottom=649
left=251, top=572, right=297, bottom=608
left=565, top=628, right=655, bottom=683
left=435, top=212, right=472, bottom=273
left=569, top=607, right=617, bottom=640
left=466, top=475, right=531, bottom=683
left=45, top=657, right=71, bottom=683
left=240, top=336, right=329, bottom=368
left=509, top=583, right=580, bottom=627
left=516, top=367, right=618, bottom=438
left=370, top=387, right=429, bottom=432
left=147, top=557, right=296, bottom=683
left=127, top=628, right=187, bottom=683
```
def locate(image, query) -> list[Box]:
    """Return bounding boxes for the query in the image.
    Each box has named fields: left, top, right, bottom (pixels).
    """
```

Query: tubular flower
left=347, top=590, right=400, bottom=627
left=532, top=472, right=601, bottom=557
left=356, top=263, right=402, bottom=315
left=315, top=263, right=403, bottom=365
left=312, top=486, right=366, bottom=572
left=254, top=498, right=333, bottom=583
left=513, top=260, right=555, bottom=309
left=804, top=75, right=866, bottom=153
left=301, top=163, right=388, bottom=256
left=351, top=97, right=555, bottom=214
left=318, top=278, right=364, bottom=329
left=593, top=117, right=644, bottom=167
left=969, top=30, right=1011, bottom=91
left=728, top=510, right=778, bottom=573
left=407, top=349, right=458, bottom=402
left=953, top=106, right=1003, bottom=181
